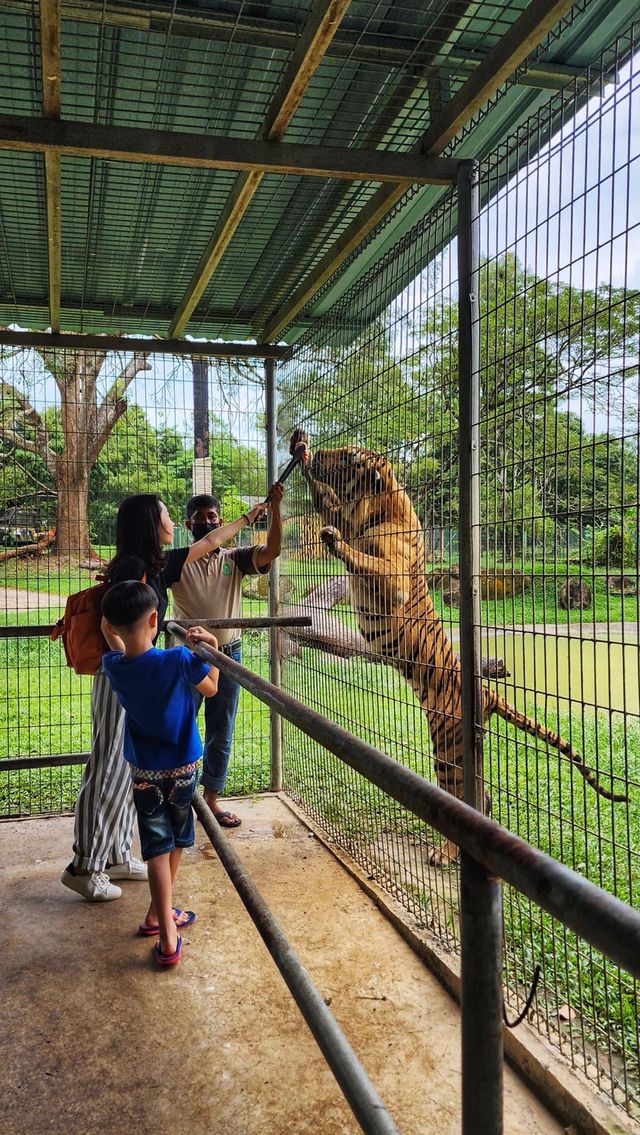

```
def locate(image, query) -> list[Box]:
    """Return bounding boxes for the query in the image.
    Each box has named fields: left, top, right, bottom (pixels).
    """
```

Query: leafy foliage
left=281, top=256, right=640, bottom=560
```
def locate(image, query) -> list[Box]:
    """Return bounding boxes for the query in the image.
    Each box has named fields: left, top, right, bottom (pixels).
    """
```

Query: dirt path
left=1, top=587, right=64, bottom=612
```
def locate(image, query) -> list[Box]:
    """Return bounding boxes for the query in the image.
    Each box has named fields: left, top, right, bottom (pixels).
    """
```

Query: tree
left=88, top=405, right=192, bottom=545
left=277, top=315, right=428, bottom=518
left=413, top=255, right=640, bottom=558
left=0, top=346, right=151, bottom=558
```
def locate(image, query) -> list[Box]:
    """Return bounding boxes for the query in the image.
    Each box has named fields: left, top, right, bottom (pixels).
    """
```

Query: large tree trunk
left=55, top=468, right=91, bottom=558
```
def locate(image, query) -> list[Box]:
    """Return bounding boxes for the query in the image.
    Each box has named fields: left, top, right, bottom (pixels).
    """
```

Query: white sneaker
left=61, top=867, right=122, bottom=902
left=107, top=858, right=148, bottom=882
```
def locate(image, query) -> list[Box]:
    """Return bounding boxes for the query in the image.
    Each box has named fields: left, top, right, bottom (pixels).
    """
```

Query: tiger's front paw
left=320, top=525, right=342, bottom=555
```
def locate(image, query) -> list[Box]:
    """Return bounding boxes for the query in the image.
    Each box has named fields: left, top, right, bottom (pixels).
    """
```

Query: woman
left=61, top=493, right=265, bottom=902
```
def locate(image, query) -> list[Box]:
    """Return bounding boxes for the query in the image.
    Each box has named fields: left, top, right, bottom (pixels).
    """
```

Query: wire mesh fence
left=278, top=25, right=640, bottom=1121
left=0, top=6, right=639, bottom=1127
left=0, top=349, right=272, bottom=814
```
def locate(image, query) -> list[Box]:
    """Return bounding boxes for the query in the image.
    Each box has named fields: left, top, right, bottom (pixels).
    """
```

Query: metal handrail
left=0, top=615, right=312, bottom=638
left=168, top=621, right=640, bottom=1135
left=194, top=792, right=401, bottom=1135
left=168, top=622, right=640, bottom=978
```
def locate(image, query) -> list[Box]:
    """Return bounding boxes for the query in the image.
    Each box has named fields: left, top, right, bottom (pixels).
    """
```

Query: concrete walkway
left=1, top=796, right=564, bottom=1135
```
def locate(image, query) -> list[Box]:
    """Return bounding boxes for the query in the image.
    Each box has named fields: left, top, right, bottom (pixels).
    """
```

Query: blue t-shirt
left=102, top=646, right=211, bottom=771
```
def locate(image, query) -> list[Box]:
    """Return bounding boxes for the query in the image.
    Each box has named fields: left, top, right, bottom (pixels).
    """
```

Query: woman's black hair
left=106, top=493, right=166, bottom=579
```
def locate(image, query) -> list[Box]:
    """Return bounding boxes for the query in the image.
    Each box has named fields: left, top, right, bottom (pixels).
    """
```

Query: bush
left=592, top=525, right=637, bottom=569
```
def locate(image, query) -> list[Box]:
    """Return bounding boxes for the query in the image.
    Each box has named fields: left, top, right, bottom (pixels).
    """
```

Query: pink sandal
left=139, top=909, right=197, bottom=936
left=154, top=936, right=183, bottom=966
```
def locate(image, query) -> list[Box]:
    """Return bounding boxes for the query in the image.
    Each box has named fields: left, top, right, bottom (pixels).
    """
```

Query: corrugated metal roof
left=0, top=0, right=636, bottom=347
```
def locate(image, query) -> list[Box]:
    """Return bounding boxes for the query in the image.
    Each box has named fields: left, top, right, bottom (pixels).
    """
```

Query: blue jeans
left=193, top=645, right=241, bottom=794
left=131, top=765, right=198, bottom=861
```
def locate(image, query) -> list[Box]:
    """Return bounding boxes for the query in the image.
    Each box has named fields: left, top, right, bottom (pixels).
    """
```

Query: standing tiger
left=290, top=430, right=628, bottom=865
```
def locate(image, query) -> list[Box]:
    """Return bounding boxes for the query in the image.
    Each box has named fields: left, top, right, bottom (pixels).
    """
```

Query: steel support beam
left=457, top=158, right=504, bottom=1135
left=0, top=114, right=458, bottom=184
left=167, top=623, right=640, bottom=980
left=194, top=794, right=402, bottom=1135
left=0, top=327, right=288, bottom=357
left=261, top=0, right=577, bottom=342
left=39, top=0, right=62, bottom=332
left=457, top=159, right=484, bottom=816
left=460, top=853, right=504, bottom=1135
left=265, top=356, right=283, bottom=792
left=168, top=0, right=354, bottom=338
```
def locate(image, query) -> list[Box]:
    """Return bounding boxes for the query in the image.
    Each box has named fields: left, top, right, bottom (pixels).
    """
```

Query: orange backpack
left=51, top=576, right=111, bottom=676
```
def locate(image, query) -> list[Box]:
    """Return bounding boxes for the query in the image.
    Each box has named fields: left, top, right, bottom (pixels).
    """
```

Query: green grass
left=477, top=569, right=639, bottom=627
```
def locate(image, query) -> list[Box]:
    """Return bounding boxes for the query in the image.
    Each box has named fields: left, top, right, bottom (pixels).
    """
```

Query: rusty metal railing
left=168, top=621, right=640, bottom=1135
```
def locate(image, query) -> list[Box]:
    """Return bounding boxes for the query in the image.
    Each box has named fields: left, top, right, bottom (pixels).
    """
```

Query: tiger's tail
left=485, top=690, right=628, bottom=802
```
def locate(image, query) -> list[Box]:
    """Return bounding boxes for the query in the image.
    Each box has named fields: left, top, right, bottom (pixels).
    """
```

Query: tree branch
left=90, top=352, right=151, bottom=464
left=0, top=385, right=58, bottom=475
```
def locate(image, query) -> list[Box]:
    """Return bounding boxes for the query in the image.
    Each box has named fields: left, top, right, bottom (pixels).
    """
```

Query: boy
left=101, top=580, right=219, bottom=966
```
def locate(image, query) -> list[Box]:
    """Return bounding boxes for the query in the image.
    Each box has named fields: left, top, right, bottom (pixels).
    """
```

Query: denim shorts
left=130, top=763, right=199, bottom=861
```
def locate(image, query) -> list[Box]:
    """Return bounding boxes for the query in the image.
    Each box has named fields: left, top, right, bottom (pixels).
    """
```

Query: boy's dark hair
left=186, top=493, right=221, bottom=518
left=102, top=581, right=158, bottom=629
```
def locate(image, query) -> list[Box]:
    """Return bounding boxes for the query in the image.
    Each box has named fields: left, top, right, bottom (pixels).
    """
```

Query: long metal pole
left=166, top=624, right=640, bottom=981
left=457, top=157, right=504, bottom=1135
left=192, top=355, right=209, bottom=458
left=265, top=356, right=283, bottom=791
left=192, top=794, right=401, bottom=1135
left=457, top=168, right=483, bottom=810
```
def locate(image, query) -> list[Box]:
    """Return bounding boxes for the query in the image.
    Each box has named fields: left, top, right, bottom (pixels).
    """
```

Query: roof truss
left=169, top=0, right=354, bottom=338
left=0, top=0, right=620, bottom=348
left=261, top=0, right=578, bottom=342
left=0, top=115, right=458, bottom=184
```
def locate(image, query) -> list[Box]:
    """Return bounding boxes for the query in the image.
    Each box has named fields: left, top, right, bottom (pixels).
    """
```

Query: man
left=170, top=481, right=285, bottom=827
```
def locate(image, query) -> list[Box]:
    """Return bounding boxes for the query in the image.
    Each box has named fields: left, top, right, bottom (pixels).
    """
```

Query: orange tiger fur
left=292, top=432, right=628, bottom=864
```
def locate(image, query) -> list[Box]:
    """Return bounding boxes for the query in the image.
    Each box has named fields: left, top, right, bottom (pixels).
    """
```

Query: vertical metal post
left=457, top=159, right=484, bottom=814
left=457, top=158, right=504, bottom=1135
left=192, top=356, right=209, bottom=458
left=460, top=850, right=504, bottom=1135
left=192, top=355, right=212, bottom=495
left=265, top=356, right=282, bottom=791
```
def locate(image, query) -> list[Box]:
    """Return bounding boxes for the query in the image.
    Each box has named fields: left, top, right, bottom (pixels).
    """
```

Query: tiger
left=289, top=429, right=628, bottom=865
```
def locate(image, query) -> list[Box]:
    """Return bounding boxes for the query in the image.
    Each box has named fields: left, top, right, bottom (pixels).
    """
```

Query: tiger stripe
left=295, top=435, right=628, bottom=864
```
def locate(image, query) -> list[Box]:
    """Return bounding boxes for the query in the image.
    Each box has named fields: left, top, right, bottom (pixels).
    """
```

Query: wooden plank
left=43, top=152, right=61, bottom=332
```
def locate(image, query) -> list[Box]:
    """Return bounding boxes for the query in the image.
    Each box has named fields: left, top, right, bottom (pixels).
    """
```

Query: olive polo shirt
left=170, top=545, right=269, bottom=646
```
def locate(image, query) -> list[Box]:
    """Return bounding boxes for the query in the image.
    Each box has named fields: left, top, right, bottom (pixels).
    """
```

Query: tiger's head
left=311, top=446, right=399, bottom=504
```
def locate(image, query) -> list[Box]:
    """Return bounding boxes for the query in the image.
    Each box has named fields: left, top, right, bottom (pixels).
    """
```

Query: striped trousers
left=71, top=670, right=135, bottom=872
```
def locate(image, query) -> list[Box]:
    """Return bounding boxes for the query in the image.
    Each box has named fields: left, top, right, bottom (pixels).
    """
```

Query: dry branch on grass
left=0, top=528, right=56, bottom=564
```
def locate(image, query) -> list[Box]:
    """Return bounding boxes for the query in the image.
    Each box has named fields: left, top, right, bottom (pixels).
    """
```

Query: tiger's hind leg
left=426, top=752, right=464, bottom=867
left=426, top=777, right=492, bottom=866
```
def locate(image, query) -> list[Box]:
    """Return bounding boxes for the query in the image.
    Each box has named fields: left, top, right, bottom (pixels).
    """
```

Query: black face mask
left=191, top=521, right=220, bottom=542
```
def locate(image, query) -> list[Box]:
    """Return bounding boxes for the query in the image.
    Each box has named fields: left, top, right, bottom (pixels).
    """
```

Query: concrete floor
left=1, top=795, right=564, bottom=1135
